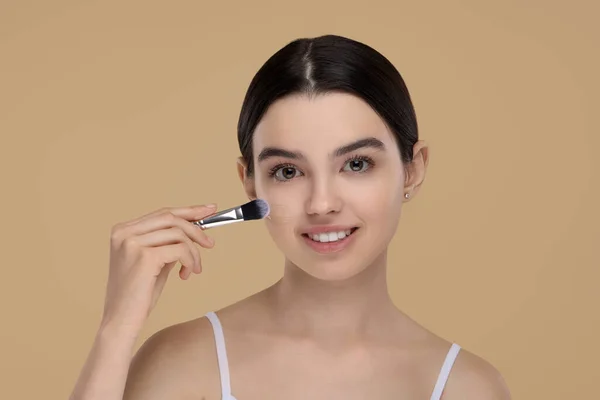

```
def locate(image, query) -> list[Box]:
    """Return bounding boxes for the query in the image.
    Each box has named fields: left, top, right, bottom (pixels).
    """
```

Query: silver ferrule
left=193, top=207, right=243, bottom=230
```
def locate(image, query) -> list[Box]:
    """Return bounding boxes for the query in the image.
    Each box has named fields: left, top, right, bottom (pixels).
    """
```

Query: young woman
left=70, top=35, right=511, bottom=400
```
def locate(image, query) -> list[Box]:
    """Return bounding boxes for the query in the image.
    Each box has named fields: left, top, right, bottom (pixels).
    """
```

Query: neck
left=264, top=251, right=399, bottom=344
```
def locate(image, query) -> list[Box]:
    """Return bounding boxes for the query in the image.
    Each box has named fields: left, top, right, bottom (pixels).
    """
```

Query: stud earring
left=404, top=193, right=410, bottom=199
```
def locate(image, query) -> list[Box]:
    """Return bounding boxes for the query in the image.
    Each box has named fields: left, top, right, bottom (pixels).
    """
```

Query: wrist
left=96, top=318, right=141, bottom=349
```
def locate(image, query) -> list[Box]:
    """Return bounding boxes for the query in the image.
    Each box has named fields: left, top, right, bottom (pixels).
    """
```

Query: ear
left=403, top=140, right=429, bottom=201
left=236, top=157, right=257, bottom=200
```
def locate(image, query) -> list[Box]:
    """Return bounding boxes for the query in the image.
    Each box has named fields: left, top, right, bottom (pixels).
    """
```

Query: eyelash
left=267, top=155, right=375, bottom=181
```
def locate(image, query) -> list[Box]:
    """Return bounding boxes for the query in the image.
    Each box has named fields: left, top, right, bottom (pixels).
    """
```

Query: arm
left=68, top=204, right=218, bottom=400
left=69, top=323, right=139, bottom=400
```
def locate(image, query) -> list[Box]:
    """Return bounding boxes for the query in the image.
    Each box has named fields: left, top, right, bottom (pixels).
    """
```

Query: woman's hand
left=100, top=204, right=217, bottom=335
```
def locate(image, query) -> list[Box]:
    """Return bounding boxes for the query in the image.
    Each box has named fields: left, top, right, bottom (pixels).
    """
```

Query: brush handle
left=192, top=207, right=243, bottom=229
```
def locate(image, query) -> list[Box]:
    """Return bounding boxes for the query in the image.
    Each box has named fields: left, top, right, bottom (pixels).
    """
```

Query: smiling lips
left=306, top=228, right=356, bottom=243
left=301, top=227, right=359, bottom=253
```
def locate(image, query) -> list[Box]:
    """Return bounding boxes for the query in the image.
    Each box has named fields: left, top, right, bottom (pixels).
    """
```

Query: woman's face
left=240, top=92, right=419, bottom=281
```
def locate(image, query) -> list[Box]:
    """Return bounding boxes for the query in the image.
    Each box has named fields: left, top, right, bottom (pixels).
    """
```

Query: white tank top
left=205, top=311, right=461, bottom=400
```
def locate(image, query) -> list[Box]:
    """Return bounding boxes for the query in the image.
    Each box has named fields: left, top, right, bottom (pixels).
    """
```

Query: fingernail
left=205, top=203, right=217, bottom=209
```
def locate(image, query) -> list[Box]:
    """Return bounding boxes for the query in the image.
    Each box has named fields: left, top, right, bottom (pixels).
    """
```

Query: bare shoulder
left=443, top=348, right=511, bottom=400
left=123, top=315, right=221, bottom=400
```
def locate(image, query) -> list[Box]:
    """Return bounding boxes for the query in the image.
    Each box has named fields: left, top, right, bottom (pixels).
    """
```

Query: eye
left=342, top=157, right=373, bottom=173
left=272, top=165, right=301, bottom=181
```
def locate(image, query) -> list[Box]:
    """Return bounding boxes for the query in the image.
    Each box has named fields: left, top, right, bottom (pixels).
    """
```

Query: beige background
left=1, top=1, right=598, bottom=398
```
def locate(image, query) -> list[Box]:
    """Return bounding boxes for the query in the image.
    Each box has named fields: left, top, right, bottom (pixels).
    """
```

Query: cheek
left=357, top=167, right=403, bottom=200
left=262, top=192, right=303, bottom=256
left=349, top=172, right=404, bottom=227
left=255, top=178, right=304, bottom=234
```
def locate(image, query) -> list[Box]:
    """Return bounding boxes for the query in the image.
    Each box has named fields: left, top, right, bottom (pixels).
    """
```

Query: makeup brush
left=192, top=199, right=270, bottom=229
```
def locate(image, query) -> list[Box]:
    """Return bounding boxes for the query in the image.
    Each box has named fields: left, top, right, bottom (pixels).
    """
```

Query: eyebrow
left=257, top=137, right=386, bottom=163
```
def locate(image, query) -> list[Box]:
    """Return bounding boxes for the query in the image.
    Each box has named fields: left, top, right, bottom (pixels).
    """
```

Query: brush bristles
left=240, top=199, right=270, bottom=221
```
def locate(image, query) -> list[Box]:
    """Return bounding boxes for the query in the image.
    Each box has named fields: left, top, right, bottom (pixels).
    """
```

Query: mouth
left=301, top=227, right=359, bottom=243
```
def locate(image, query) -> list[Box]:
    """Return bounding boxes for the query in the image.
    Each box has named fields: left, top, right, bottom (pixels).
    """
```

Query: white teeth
left=319, top=233, right=329, bottom=242
left=310, top=230, right=354, bottom=243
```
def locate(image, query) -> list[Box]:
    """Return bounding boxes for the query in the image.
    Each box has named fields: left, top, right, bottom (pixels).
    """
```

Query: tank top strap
left=205, top=311, right=235, bottom=399
left=430, top=343, right=461, bottom=400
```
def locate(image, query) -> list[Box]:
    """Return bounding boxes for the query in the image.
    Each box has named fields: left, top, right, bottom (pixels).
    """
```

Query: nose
left=305, top=176, right=342, bottom=216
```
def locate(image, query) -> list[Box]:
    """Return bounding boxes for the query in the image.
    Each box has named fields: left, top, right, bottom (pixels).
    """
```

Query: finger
left=179, top=264, right=193, bottom=280
left=135, top=227, right=201, bottom=273
left=119, top=209, right=216, bottom=248
left=123, top=204, right=217, bottom=228
left=151, top=243, right=196, bottom=279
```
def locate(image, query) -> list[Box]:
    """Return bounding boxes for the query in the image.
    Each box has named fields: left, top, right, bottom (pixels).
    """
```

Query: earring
left=404, top=193, right=410, bottom=199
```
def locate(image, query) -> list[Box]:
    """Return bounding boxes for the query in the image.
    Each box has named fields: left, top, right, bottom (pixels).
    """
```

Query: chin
left=296, top=259, right=370, bottom=281
left=286, top=243, right=388, bottom=282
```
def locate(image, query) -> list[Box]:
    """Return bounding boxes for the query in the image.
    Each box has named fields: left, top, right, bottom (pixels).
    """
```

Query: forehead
left=253, top=92, right=395, bottom=151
